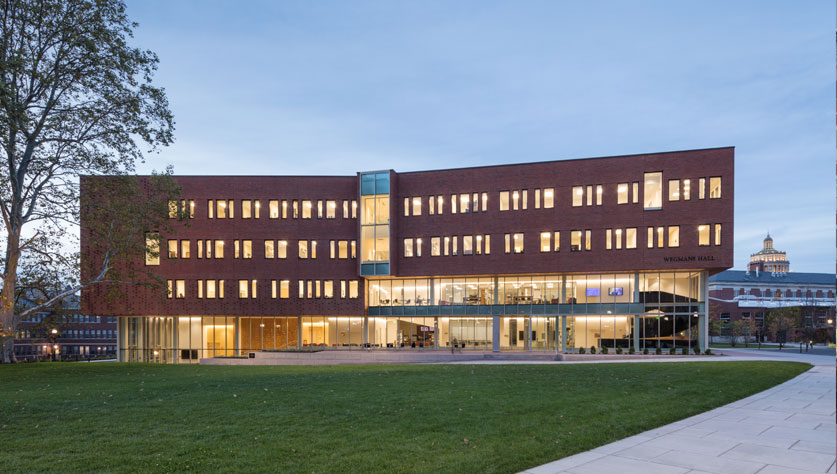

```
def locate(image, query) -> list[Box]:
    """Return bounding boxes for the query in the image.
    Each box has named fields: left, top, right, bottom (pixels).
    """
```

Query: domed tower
left=748, top=233, right=790, bottom=272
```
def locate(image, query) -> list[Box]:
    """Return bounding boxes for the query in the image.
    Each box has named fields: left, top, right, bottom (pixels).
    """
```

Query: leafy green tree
left=0, top=0, right=175, bottom=362
left=766, top=307, right=801, bottom=350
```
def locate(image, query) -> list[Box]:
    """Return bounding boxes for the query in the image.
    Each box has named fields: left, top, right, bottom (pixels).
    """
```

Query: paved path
left=521, top=351, right=836, bottom=474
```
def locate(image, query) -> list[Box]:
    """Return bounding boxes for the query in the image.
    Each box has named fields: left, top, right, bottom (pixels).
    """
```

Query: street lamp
left=53, top=344, right=59, bottom=362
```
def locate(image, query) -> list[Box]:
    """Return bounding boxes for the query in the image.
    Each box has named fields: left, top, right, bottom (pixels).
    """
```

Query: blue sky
left=126, top=0, right=835, bottom=273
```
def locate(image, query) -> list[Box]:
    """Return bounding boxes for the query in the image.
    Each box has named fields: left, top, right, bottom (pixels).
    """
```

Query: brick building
left=81, top=147, right=734, bottom=363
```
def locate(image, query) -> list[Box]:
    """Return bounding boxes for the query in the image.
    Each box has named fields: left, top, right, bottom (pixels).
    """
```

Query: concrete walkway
left=521, top=351, right=836, bottom=474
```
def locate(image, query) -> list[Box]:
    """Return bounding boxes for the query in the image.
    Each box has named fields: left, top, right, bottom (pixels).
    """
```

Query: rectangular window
left=617, top=183, right=628, bottom=204
left=668, top=226, right=680, bottom=247
left=416, top=238, right=422, bottom=257
left=572, top=186, right=583, bottom=207
left=208, top=199, right=214, bottom=219
left=626, top=228, right=637, bottom=249
left=326, top=200, right=336, bottom=219
left=543, top=188, right=554, bottom=208
left=586, top=186, right=592, bottom=206
left=242, top=200, right=252, bottom=218
left=571, top=231, right=582, bottom=252
left=181, top=240, right=190, bottom=259
left=481, top=192, right=488, bottom=212
left=403, top=197, right=409, bottom=216
left=429, top=196, right=435, bottom=215
left=282, top=200, right=288, bottom=219
left=404, top=238, right=414, bottom=257
left=343, top=200, right=349, bottom=219
left=242, top=240, right=252, bottom=258
left=437, top=195, right=444, bottom=214
left=280, top=280, right=290, bottom=299
left=656, top=227, right=664, bottom=248
left=714, top=224, right=722, bottom=246
left=217, top=199, right=228, bottom=219
left=452, top=236, right=458, bottom=256
left=500, top=191, right=510, bottom=211
left=307, top=280, right=313, bottom=299
left=167, top=239, right=178, bottom=259
left=485, top=234, right=490, bottom=254
left=340, top=280, right=347, bottom=298
left=175, top=280, right=185, bottom=299
left=431, top=237, right=441, bottom=256
left=444, top=236, right=450, bottom=256
left=540, top=232, right=551, bottom=252
left=606, top=229, right=612, bottom=250
left=298, top=280, right=304, bottom=299
left=234, top=240, right=240, bottom=259
left=338, top=241, right=348, bottom=259
left=317, top=200, right=323, bottom=219
left=168, top=200, right=178, bottom=218
left=552, top=232, right=559, bottom=252
left=698, top=225, right=710, bottom=246
left=513, top=190, right=520, bottom=210
left=292, top=200, right=298, bottom=218
left=472, top=192, right=478, bottom=212
left=272, top=280, right=277, bottom=299
left=219, top=280, right=225, bottom=299
left=504, top=234, right=510, bottom=254
left=584, top=230, right=591, bottom=251
left=277, top=240, right=287, bottom=259
left=535, top=188, right=540, bottom=209
left=167, top=280, right=172, bottom=299
left=699, top=178, right=706, bottom=199
left=302, top=200, right=312, bottom=219
left=475, top=235, right=483, bottom=255
left=615, top=228, right=622, bottom=249
left=522, top=190, right=528, bottom=210
left=198, top=280, right=203, bottom=299
left=351, top=240, right=356, bottom=258
left=251, top=280, right=257, bottom=299
left=644, top=172, right=662, bottom=209
left=239, top=280, right=249, bottom=299
left=709, top=177, right=721, bottom=198
left=683, top=179, right=691, bottom=200
left=214, top=240, right=224, bottom=259
left=329, top=240, right=335, bottom=259
left=349, top=280, right=359, bottom=299
left=463, top=236, right=473, bottom=255
left=632, top=182, right=639, bottom=203
left=450, top=194, right=457, bottom=214
left=460, top=194, right=469, bottom=213
left=265, top=240, right=275, bottom=259
left=324, top=280, right=334, bottom=299
left=668, top=179, right=680, bottom=201
left=145, top=233, right=160, bottom=265
left=513, top=233, right=524, bottom=253
left=647, top=228, right=654, bottom=249
left=311, top=241, right=317, bottom=259
left=411, top=197, right=421, bottom=216
left=299, top=240, right=308, bottom=259
left=197, top=240, right=203, bottom=259
left=206, top=280, right=216, bottom=299
left=269, top=200, right=279, bottom=218
left=595, top=185, right=602, bottom=205
left=352, top=200, right=357, bottom=218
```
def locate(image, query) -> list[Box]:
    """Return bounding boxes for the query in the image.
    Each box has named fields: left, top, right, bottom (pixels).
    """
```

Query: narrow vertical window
left=311, top=241, right=317, bottom=259
left=175, top=280, right=185, bottom=299
left=615, top=229, right=622, bottom=249
left=438, top=195, right=444, bottom=214
left=233, top=240, right=240, bottom=259
left=251, top=280, right=258, bottom=299
left=444, top=236, right=450, bottom=256
left=668, top=180, right=680, bottom=201
left=499, top=191, right=509, bottom=211
left=657, top=227, right=664, bottom=248
left=272, top=280, right=277, bottom=299
left=205, top=239, right=212, bottom=259
left=709, top=177, right=721, bottom=198
left=647, top=228, right=654, bottom=248
left=254, top=200, right=260, bottom=218
left=416, top=238, right=422, bottom=257
left=238, top=280, right=249, bottom=299
left=207, top=200, right=214, bottom=219
left=513, top=233, right=524, bottom=253
left=412, top=197, right=422, bottom=216
left=282, top=200, right=288, bottom=219
left=429, top=196, right=435, bottom=215
left=699, top=178, right=706, bottom=199
left=452, top=236, right=458, bottom=256
left=543, top=188, right=554, bottom=208
left=463, top=236, right=473, bottom=255
left=338, top=241, right=348, bottom=259
left=481, top=192, right=488, bottom=212
left=626, top=228, right=637, bottom=249
left=168, top=239, right=178, bottom=258
left=352, top=200, right=358, bottom=218
left=349, top=280, right=359, bottom=299
left=404, top=197, right=410, bottom=216
left=278, top=240, right=288, bottom=258
left=485, top=235, right=490, bottom=254
left=145, top=232, right=160, bottom=265
left=553, top=232, right=559, bottom=252
left=644, top=172, right=662, bottom=209
left=292, top=200, right=298, bottom=219
left=617, top=183, right=628, bottom=204
left=632, top=182, right=639, bottom=203
left=317, top=200, right=323, bottom=219
left=431, top=237, right=441, bottom=256
left=522, top=190, right=528, bottom=210
left=302, top=200, right=312, bottom=219
left=504, top=234, right=511, bottom=254
left=512, top=190, right=519, bottom=210
left=181, top=240, right=190, bottom=259
left=606, top=229, right=612, bottom=250
left=167, top=280, right=173, bottom=299
left=404, top=238, right=414, bottom=257
left=269, top=200, right=279, bottom=218
left=540, top=232, right=551, bottom=252
left=475, top=235, right=483, bottom=255
left=472, top=192, right=478, bottom=212
left=595, top=185, right=602, bottom=205
left=299, top=240, right=308, bottom=259
left=668, top=226, right=680, bottom=247
left=571, top=231, right=581, bottom=252
left=340, top=280, right=347, bottom=298
left=242, top=200, right=252, bottom=219
left=307, top=280, right=313, bottom=299
left=228, top=200, right=234, bottom=218
left=351, top=240, right=356, bottom=259
left=683, top=179, right=691, bottom=200
left=584, top=230, right=591, bottom=251
left=586, top=185, right=593, bottom=206
left=207, top=280, right=216, bottom=299
left=326, top=200, right=336, bottom=219
left=215, top=240, right=224, bottom=258
left=698, top=225, right=710, bottom=246
left=280, top=280, right=290, bottom=299
left=330, top=240, right=336, bottom=259
left=197, top=240, right=203, bottom=259
left=343, top=200, right=349, bottom=219
left=535, top=189, right=541, bottom=209
left=198, top=280, right=203, bottom=299
left=714, top=224, right=722, bottom=246
left=572, top=186, right=583, bottom=207
left=451, top=194, right=457, bottom=214
left=243, top=240, right=252, bottom=258
left=265, top=240, right=275, bottom=259
left=298, top=280, right=304, bottom=299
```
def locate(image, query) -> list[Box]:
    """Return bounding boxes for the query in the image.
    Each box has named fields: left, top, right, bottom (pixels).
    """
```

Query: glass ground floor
left=119, top=313, right=705, bottom=363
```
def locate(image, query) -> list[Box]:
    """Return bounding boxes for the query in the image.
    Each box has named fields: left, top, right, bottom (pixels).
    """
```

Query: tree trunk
left=1, top=231, right=20, bottom=363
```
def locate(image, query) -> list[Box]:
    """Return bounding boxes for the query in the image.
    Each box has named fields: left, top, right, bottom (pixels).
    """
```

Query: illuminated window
left=512, top=190, right=520, bottom=210
left=292, top=200, right=298, bottom=219
left=352, top=200, right=357, bottom=218
left=644, top=172, right=662, bottom=209
left=340, top=280, right=347, bottom=298
left=683, top=179, right=691, bottom=200
left=204, top=239, right=212, bottom=258
left=167, top=239, right=178, bottom=259
left=513, top=233, right=524, bottom=253
left=586, top=186, right=592, bottom=206
left=214, top=240, right=224, bottom=259
left=181, top=240, right=190, bottom=259
left=242, top=240, right=252, bottom=258
left=265, top=240, right=275, bottom=259
left=584, top=230, right=591, bottom=251
left=572, top=186, right=583, bottom=207
left=234, top=240, right=240, bottom=258
left=632, top=182, right=639, bottom=203
left=709, top=177, right=721, bottom=198
left=615, top=228, right=622, bottom=249
left=251, top=280, right=258, bottom=298
left=429, top=196, right=435, bottom=215
left=571, top=231, right=582, bottom=252
left=277, top=240, right=287, bottom=259
left=500, top=191, right=510, bottom=211
left=521, top=190, right=528, bottom=210
left=197, top=240, right=203, bottom=258
left=343, top=200, right=349, bottom=218
left=668, top=226, right=680, bottom=248
left=168, top=200, right=178, bottom=219
left=668, top=180, right=679, bottom=201
left=451, top=194, right=457, bottom=214
left=472, top=192, right=479, bottom=212
left=349, top=280, right=359, bottom=298
left=299, top=240, right=308, bottom=259
left=656, top=227, right=664, bottom=248
left=404, top=238, right=414, bottom=257
left=714, top=224, right=722, bottom=246
left=311, top=241, right=317, bottom=259
left=606, top=229, right=612, bottom=250
left=463, top=236, right=473, bottom=255
left=208, top=199, right=214, bottom=219
left=197, top=280, right=203, bottom=299
left=698, top=225, right=710, bottom=246
left=452, top=236, right=458, bottom=256
left=282, top=200, right=288, bottom=219
left=307, top=280, right=313, bottom=299
left=485, top=234, right=491, bottom=254
left=460, top=194, right=470, bottom=213
left=175, top=280, right=185, bottom=299
left=338, top=241, right=348, bottom=259
left=324, top=281, right=334, bottom=299
left=617, top=183, right=628, bottom=204
left=167, top=280, right=172, bottom=299
left=416, top=238, right=422, bottom=257
left=444, top=236, right=450, bottom=256
left=403, top=197, right=409, bottom=216
left=271, top=280, right=277, bottom=299
left=242, top=200, right=252, bottom=218
left=647, top=228, right=654, bottom=249
left=481, top=192, right=488, bottom=212
left=553, top=232, right=559, bottom=252
left=298, top=280, right=304, bottom=299
left=317, top=200, right=323, bottom=219
left=302, top=200, right=312, bottom=219
left=280, top=280, right=290, bottom=299
left=540, top=232, right=551, bottom=252
left=431, top=237, right=441, bottom=256
left=269, top=200, right=279, bottom=218
left=475, top=235, right=483, bottom=255
left=626, top=228, right=637, bottom=249
left=544, top=188, right=554, bottom=208
left=699, top=178, right=706, bottom=199
left=412, top=197, right=421, bottom=216
left=437, top=195, right=444, bottom=214
left=326, top=200, right=336, bottom=219
left=238, top=280, right=249, bottom=299
left=535, top=189, right=541, bottom=209
left=595, top=185, right=602, bottom=205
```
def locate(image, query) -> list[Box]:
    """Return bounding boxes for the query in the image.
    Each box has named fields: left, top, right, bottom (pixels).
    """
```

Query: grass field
left=0, top=361, right=809, bottom=473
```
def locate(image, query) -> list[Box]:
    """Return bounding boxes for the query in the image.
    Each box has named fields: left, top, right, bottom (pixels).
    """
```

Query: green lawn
left=0, top=361, right=809, bottom=473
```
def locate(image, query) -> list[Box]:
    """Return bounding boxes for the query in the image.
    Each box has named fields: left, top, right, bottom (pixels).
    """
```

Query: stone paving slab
left=520, top=354, right=835, bottom=474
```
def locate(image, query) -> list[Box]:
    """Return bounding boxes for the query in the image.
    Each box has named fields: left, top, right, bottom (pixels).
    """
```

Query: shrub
left=616, top=347, right=623, bottom=354
left=578, top=347, right=585, bottom=354
left=590, top=346, right=596, bottom=354
left=655, top=347, right=662, bottom=355
left=704, top=349, right=712, bottom=355
left=601, top=347, right=609, bottom=354
left=669, top=347, right=677, bottom=355
left=628, top=347, right=635, bottom=354
left=693, top=345, right=700, bottom=355
left=643, top=347, right=648, bottom=355
left=681, top=347, right=689, bottom=355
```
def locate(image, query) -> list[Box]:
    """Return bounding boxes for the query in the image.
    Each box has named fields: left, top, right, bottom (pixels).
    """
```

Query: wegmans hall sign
left=663, top=255, right=716, bottom=263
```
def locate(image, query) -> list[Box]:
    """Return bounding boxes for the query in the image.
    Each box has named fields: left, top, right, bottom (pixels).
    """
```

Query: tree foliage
left=0, top=0, right=175, bottom=362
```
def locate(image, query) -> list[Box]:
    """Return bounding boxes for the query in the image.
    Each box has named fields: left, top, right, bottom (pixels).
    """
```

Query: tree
left=708, top=319, right=722, bottom=345
left=736, top=318, right=757, bottom=348
left=0, top=0, right=175, bottom=362
left=766, top=306, right=801, bottom=350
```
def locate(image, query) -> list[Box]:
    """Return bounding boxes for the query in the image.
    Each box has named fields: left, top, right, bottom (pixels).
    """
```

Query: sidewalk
left=521, top=352, right=836, bottom=474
